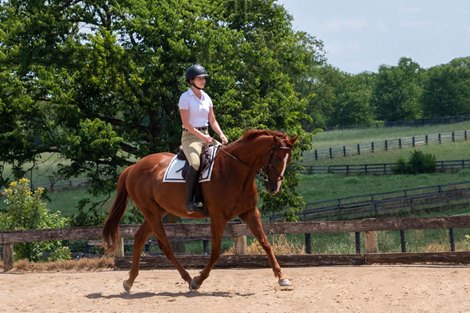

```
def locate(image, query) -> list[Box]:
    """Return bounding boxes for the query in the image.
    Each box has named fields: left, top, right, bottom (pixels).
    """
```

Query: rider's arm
left=208, top=108, right=228, bottom=144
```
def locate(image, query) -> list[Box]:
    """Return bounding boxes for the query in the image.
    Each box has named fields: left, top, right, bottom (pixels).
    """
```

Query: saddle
left=176, top=145, right=214, bottom=178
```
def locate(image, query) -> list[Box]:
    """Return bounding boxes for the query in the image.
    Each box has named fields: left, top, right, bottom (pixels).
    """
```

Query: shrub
left=392, top=150, right=437, bottom=174
left=0, top=178, right=71, bottom=262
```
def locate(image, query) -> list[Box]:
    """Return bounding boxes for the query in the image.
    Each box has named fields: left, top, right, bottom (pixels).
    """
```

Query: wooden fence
left=270, top=181, right=470, bottom=221
left=2, top=216, right=470, bottom=271
left=306, top=130, right=469, bottom=161
left=302, top=159, right=470, bottom=175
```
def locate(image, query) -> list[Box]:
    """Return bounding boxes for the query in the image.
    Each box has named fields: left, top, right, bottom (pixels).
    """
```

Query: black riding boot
left=185, top=166, right=202, bottom=213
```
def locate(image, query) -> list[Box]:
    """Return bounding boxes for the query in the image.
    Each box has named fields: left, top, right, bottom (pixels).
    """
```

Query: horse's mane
left=223, top=129, right=289, bottom=151
left=240, top=129, right=288, bottom=141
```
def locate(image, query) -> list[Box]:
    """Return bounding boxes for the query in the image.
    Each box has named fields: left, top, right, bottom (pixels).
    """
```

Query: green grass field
left=311, top=121, right=470, bottom=149
left=298, top=170, right=470, bottom=203
left=304, top=140, right=470, bottom=166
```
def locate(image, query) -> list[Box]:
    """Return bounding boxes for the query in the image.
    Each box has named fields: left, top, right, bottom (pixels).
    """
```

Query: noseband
left=259, top=145, right=292, bottom=183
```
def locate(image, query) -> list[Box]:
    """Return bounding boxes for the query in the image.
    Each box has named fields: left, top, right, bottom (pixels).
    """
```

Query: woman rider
left=178, top=64, right=228, bottom=213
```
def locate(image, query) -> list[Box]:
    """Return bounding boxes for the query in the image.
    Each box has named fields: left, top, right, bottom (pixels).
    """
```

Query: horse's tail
left=102, top=165, right=132, bottom=253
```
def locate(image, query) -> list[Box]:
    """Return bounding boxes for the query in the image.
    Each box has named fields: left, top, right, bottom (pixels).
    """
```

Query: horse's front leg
left=123, top=220, right=152, bottom=292
left=239, top=208, right=292, bottom=287
left=190, top=221, right=226, bottom=290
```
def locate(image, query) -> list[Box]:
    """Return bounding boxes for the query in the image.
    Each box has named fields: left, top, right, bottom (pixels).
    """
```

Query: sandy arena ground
left=1, top=266, right=470, bottom=313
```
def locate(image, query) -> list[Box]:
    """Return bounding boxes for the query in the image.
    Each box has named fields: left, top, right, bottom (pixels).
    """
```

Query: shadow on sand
left=86, top=290, right=255, bottom=300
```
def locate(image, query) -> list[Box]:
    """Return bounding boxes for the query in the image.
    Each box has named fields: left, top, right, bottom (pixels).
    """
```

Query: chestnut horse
left=102, top=129, right=297, bottom=291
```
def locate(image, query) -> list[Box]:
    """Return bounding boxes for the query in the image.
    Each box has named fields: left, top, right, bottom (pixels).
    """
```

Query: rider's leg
left=181, top=131, right=205, bottom=213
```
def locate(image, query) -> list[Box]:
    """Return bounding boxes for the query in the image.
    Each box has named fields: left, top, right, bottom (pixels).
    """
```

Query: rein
left=217, top=145, right=250, bottom=167
left=218, top=143, right=292, bottom=182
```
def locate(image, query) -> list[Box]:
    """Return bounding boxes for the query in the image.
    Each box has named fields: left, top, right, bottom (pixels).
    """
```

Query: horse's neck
left=226, top=136, right=271, bottom=170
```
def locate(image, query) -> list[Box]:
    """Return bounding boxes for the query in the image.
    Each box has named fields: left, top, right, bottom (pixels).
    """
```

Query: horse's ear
left=289, top=135, right=298, bottom=145
left=273, top=135, right=282, bottom=146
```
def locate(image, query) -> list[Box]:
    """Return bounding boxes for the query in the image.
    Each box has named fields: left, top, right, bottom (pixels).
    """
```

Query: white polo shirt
left=178, top=88, right=213, bottom=128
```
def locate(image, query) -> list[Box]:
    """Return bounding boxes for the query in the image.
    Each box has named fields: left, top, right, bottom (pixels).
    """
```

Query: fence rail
left=270, top=181, right=470, bottom=221
left=302, top=159, right=470, bottom=175
left=2, top=216, right=470, bottom=271
left=306, top=130, right=469, bottom=161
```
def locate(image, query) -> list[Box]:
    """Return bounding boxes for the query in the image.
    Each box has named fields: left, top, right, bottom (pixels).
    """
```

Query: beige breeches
left=181, top=130, right=208, bottom=171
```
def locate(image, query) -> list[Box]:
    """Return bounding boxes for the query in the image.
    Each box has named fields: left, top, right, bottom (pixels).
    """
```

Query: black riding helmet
left=185, top=64, right=209, bottom=83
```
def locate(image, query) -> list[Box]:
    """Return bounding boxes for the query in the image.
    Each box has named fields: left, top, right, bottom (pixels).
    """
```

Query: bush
left=392, top=150, right=437, bottom=174
left=0, top=178, right=71, bottom=262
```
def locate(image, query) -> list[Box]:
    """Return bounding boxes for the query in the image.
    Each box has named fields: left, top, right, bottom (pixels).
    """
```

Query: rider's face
left=192, top=76, right=206, bottom=89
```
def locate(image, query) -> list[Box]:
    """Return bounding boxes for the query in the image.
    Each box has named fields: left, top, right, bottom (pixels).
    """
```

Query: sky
left=277, top=0, right=470, bottom=74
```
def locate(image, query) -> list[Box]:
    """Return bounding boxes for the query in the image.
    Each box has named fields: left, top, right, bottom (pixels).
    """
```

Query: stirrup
left=187, top=201, right=203, bottom=213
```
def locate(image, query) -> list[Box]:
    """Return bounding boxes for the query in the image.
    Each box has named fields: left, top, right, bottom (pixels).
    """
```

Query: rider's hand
left=202, top=134, right=213, bottom=144
left=219, top=134, right=228, bottom=145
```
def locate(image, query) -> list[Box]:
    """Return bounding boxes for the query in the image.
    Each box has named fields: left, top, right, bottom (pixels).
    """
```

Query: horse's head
left=261, top=134, right=298, bottom=194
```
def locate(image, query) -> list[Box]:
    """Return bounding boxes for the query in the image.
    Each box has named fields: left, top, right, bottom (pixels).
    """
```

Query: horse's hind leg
left=190, top=220, right=226, bottom=290
left=123, top=220, right=152, bottom=292
left=239, top=208, right=292, bottom=287
left=144, top=213, right=193, bottom=286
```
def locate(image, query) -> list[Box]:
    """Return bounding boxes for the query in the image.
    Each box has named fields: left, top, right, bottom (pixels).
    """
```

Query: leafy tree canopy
left=422, top=57, right=470, bottom=118
left=0, top=0, right=325, bottom=219
left=371, top=57, right=423, bottom=121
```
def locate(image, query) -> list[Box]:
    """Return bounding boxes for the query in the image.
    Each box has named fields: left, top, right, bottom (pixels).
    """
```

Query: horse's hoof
left=189, top=278, right=201, bottom=291
left=123, top=280, right=132, bottom=293
left=278, top=278, right=292, bottom=287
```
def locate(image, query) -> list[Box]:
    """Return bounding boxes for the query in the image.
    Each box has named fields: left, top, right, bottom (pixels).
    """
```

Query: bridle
left=258, top=145, right=292, bottom=183
left=217, top=142, right=292, bottom=183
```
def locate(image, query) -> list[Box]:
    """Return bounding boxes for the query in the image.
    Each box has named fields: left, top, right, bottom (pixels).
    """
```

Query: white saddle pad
left=163, top=145, right=219, bottom=183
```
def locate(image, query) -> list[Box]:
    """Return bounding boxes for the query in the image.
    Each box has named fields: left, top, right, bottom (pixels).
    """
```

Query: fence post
left=235, top=236, right=247, bottom=255
left=357, top=144, right=360, bottom=155
left=438, top=133, right=442, bottom=144
left=115, top=238, right=124, bottom=257
left=364, top=231, right=378, bottom=253
left=203, top=240, right=209, bottom=255
left=384, top=140, right=388, bottom=151
left=3, top=243, right=14, bottom=272
left=329, top=147, right=333, bottom=159
left=304, top=233, right=312, bottom=254
left=399, top=138, right=402, bottom=149
left=355, top=232, right=361, bottom=254
left=449, top=228, right=455, bottom=252
left=343, top=146, right=346, bottom=157
left=400, top=230, right=406, bottom=252
left=371, top=141, right=375, bottom=153
left=412, top=137, right=415, bottom=147
left=425, top=134, right=429, bottom=144
left=314, top=149, right=318, bottom=161
left=465, top=130, right=468, bottom=140
left=452, top=131, right=455, bottom=142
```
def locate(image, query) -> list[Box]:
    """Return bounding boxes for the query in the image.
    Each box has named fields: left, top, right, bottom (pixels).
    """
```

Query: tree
left=0, top=178, right=71, bottom=261
left=328, top=72, right=375, bottom=128
left=372, top=57, right=423, bottom=121
left=0, top=0, right=324, bottom=221
left=302, top=65, right=340, bottom=131
left=422, top=57, right=470, bottom=117
left=303, top=65, right=375, bottom=130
